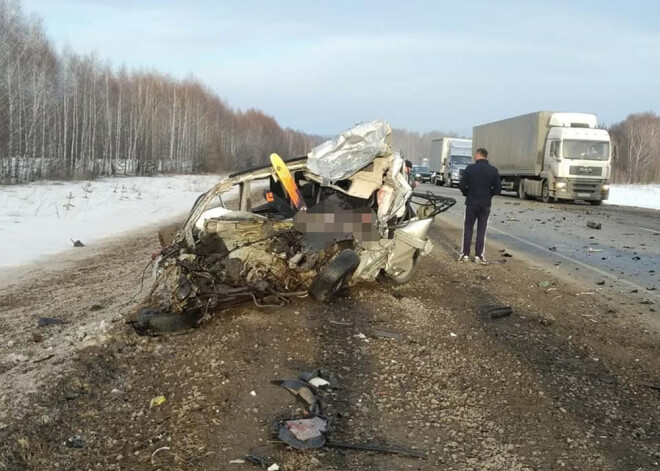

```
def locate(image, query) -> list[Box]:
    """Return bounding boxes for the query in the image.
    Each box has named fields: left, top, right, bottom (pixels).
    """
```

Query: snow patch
left=605, top=184, right=660, bottom=211
left=0, top=175, right=224, bottom=268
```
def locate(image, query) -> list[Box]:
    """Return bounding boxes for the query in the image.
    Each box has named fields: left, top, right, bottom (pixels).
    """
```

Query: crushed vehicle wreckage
left=132, top=121, right=455, bottom=334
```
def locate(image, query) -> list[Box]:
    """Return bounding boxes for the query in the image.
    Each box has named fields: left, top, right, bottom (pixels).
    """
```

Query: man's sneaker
left=474, top=255, right=488, bottom=265
left=458, top=254, right=470, bottom=262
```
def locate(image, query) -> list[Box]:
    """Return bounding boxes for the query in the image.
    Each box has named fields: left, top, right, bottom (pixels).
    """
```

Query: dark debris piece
left=586, top=221, right=602, bottom=230
left=37, top=317, right=66, bottom=327
left=272, top=415, right=328, bottom=450
left=65, top=435, right=85, bottom=449
left=271, top=379, right=320, bottom=413
left=245, top=453, right=276, bottom=469
left=326, top=440, right=427, bottom=459
left=481, top=305, right=513, bottom=319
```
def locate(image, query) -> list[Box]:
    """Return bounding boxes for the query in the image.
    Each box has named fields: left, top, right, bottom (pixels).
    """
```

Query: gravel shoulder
left=1, top=216, right=659, bottom=470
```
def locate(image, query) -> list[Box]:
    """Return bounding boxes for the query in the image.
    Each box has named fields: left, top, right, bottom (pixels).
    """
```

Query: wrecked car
left=133, top=121, right=455, bottom=333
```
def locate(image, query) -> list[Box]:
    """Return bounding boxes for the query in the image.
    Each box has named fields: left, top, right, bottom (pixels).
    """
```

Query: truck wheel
left=309, top=250, right=360, bottom=303
left=589, top=200, right=603, bottom=206
left=541, top=180, right=552, bottom=203
left=518, top=181, right=526, bottom=199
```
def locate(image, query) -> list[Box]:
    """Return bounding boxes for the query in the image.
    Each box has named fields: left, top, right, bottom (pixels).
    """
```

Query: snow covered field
left=0, top=175, right=225, bottom=269
left=606, top=184, right=660, bottom=211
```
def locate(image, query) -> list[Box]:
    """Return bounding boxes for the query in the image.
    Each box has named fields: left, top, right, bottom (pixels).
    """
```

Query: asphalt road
left=419, top=182, right=660, bottom=301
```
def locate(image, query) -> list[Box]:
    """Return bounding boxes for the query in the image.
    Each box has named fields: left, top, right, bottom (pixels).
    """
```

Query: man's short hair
left=476, top=148, right=488, bottom=158
left=405, top=159, right=413, bottom=168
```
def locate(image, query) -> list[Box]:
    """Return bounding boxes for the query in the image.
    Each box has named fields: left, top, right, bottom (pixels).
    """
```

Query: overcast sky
left=20, top=0, right=660, bottom=136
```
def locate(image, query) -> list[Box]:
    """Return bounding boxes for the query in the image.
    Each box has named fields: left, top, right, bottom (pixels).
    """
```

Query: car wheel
left=377, top=251, right=419, bottom=286
left=309, top=250, right=360, bottom=303
left=133, top=308, right=200, bottom=335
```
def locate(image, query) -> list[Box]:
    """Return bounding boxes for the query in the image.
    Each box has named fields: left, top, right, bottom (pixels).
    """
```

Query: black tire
left=377, top=251, right=419, bottom=286
left=309, top=250, right=360, bottom=303
left=589, top=200, right=603, bottom=206
left=541, top=180, right=552, bottom=203
left=518, top=180, right=526, bottom=200
left=133, top=308, right=199, bottom=335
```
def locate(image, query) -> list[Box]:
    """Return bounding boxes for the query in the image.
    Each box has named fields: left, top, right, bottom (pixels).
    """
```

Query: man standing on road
left=458, top=148, right=501, bottom=264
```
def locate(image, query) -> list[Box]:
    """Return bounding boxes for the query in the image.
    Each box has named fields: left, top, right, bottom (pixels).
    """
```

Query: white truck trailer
left=472, top=112, right=612, bottom=204
left=428, top=137, right=472, bottom=186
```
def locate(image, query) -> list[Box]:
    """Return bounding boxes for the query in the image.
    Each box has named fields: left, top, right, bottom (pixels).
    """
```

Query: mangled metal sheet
left=307, top=121, right=392, bottom=181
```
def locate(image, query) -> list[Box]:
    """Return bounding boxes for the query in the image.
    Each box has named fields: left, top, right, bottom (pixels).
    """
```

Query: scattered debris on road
left=481, top=305, right=513, bottom=319
left=269, top=369, right=426, bottom=461
left=65, top=435, right=85, bottom=449
left=36, top=317, right=66, bottom=327
left=149, top=395, right=166, bottom=408
left=586, top=221, right=602, bottom=229
left=70, top=239, right=85, bottom=247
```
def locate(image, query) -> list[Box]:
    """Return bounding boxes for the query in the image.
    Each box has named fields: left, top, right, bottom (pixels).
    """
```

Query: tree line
left=0, top=0, right=319, bottom=184
left=609, top=112, right=660, bottom=184
left=390, top=128, right=461, bottom=165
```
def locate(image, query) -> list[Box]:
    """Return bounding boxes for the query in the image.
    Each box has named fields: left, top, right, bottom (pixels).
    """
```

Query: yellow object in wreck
left=270, top=153, right=307, bottom=211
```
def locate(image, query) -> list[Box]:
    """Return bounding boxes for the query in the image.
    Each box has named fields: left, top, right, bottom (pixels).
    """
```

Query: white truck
left=472, top=112, right=612, bottom=204
left=428, top=137, right=472, bottom=186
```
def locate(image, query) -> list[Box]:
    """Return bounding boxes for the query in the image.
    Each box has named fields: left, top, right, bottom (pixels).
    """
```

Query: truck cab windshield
left=450, top=156, right=471, bottom=165
left=563, top=140, right=609, bottom=161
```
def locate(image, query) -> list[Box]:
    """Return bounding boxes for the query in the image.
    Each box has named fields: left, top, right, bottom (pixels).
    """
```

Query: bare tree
left=609, top=112, right=660, bottom=183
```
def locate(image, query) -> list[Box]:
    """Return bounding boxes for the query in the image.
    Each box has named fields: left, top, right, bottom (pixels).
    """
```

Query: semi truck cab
left=443, top=141, right=473, bottom=187
left=444, top=154, right=472, bottom=187
left=541, top=113, right=611, bottom=204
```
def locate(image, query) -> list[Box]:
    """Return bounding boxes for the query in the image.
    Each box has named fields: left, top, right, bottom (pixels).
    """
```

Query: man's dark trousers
left=462, top=205, right=490, bottom=257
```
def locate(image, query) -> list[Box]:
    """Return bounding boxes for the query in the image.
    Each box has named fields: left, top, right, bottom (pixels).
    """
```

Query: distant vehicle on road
left=472, top=111, right=612, bottom=205
left=429, top=138, right=472, bottom=186
left=412, top=165, right=433, bottom=183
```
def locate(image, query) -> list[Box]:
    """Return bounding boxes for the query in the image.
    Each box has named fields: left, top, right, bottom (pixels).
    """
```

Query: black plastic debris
left=597, top=281, right=606, bottom=286
left=586, top=221, right=601, bottom=230
left=37, top=317, right=66, bottom=327
left=326, top=440, right=426, bottom=459
left=274, top=416, right=329, bottom=449
left=70, top=239, right=85, bottom=247
left=271, top=379, right=320, bottom=413
left=481, top=305, right=513, bottom=319
left=65, top=435, right=85, bottom=449
left=548, top=246, right=557, bottom=252
left=245, top=453, right=277, bottom=469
